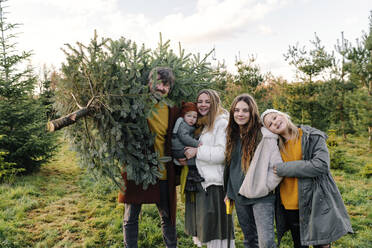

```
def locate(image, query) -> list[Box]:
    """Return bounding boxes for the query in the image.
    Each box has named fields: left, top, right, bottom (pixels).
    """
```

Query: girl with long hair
left=224, top=94, right=282, bottom=248
left=261, top=109, right=353, bottom=248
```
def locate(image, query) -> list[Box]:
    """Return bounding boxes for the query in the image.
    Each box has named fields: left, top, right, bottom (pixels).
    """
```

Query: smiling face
left=197, top=93, right=211, bottom=116
left=263, top=112, right=288, bottom=135
left=233, top=100, right=250, bottom=127
left=184, top=111, right=198, bottom=126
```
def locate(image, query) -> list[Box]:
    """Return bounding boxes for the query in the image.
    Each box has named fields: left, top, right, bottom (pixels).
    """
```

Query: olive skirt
left=185, top=184, right=234, bottom=243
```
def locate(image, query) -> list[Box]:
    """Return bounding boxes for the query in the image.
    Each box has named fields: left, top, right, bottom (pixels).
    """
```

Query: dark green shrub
left=329, top=146, right=359, bottom=174
left=0, top=149, right=23, bottom=182
left=329, top=147, right=348, bottom=170
left=360, top=163, right=372, bottom=178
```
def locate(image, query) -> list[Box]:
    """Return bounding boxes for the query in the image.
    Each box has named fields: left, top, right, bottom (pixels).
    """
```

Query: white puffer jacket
left=196, top=112, right=228, bottom=190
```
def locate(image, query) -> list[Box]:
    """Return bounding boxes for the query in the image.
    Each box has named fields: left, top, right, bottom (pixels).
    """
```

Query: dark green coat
left=275, top=125, right=353, bottom=246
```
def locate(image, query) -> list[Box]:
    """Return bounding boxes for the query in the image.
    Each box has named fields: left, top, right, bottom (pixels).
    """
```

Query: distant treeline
left=214, top=26, right=371, bottom=140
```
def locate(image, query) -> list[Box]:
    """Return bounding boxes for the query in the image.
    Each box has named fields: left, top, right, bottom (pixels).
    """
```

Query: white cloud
left=258, top=25, right=273, bottom=35
left=4, top=0, right=370, bottom=80
left=8, top=0, right=287, bottom=69
left=345, top=17, right=360, bottom=26
left=8, top=0, right=123, bottom=67
left=156, top=0, right=287, bottom=43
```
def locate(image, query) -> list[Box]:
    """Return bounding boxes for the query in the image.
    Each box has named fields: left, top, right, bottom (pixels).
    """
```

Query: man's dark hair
left=148, top=67, right=175, bottom=90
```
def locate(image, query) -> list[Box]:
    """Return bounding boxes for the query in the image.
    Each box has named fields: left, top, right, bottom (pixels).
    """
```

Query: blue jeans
left=235, top=201, right=276, bottom=248
left=123, top=180, right=177, bottom=248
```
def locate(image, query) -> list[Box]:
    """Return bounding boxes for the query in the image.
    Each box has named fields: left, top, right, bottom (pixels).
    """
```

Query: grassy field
left=0, top=136, right=371, bottom=248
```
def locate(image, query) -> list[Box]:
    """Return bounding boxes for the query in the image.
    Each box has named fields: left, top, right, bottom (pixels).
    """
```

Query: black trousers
left=283, top=209, right=331, bottom=248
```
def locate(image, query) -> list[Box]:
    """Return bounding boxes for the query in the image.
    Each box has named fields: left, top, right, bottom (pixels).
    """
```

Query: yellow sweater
left=147, top=103, right=169, bottom=180
left=280, top=129, right=303, bottom=210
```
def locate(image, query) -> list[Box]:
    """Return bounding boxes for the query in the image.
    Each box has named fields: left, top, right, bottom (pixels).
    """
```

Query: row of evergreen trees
left=0, top=0, right=58, bottom=181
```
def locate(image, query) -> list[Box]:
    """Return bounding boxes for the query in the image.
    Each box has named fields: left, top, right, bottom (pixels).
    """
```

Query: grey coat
left=171, top=117, right=199, bottom=154
left=275, top=125, right=353, bottom=246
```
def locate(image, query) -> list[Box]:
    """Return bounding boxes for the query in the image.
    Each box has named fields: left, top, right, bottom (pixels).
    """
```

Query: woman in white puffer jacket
left=196, top=110, right=228, bottom=189
left=182, top=89, right=235, bottom=248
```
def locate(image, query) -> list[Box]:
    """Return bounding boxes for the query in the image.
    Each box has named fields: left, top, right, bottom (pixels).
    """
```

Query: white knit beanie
left=260, top=109, right=289, bottom=124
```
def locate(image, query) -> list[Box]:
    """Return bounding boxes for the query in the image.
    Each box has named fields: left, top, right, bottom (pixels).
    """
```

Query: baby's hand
left=177, top=158, right=187, bottom=166
left=184, top=147, right=197, bottom=159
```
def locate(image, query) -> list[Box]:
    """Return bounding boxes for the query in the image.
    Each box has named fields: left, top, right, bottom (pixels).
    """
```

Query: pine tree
left=284, top=33, right=333, bottom=83
left=284, top=34, right=334, bottom=126
left=317, top=32, right=360, bottom=138
left=345, top=12, right=372, bottom=96
left=217, top=56, right=267, bottom=110
left=345, top=11, right=372, bottom=147
left=51, top=32, right=214, bottom=189
left=0, top=0, right=58, bottom=174
left=39, top=66, right=59, bottom=121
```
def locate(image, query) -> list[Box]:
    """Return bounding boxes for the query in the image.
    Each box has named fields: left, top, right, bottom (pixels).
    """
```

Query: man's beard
left=153, top=90, right=168, bottom=100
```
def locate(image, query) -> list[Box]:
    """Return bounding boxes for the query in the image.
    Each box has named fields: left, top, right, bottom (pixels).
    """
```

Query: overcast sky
left=7, top=0, right=372, bottom=80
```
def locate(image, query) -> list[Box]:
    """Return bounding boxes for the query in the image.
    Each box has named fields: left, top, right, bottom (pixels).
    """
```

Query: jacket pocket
left=301, top=180, right=313, bottom=209
left=313, top=178, right=330, bottom=215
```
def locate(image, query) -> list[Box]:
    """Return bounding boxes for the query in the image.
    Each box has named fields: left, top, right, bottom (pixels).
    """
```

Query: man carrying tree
left=118, top=67, right=180, bottom=248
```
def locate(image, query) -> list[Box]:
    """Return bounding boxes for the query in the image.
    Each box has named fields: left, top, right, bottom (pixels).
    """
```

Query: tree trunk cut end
left=47, top=121, right=55, bottom=132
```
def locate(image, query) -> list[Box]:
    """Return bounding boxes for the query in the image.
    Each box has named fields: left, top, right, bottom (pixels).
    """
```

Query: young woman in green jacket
left=224, top=94, right=282, bottom=248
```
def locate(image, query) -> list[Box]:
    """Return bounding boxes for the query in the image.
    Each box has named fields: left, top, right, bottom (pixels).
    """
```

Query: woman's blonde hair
left=225, top=94, right=261, bottom=173
left=196, top=89, right=225, bottom=133
left=262, top=110, right=299, bottom=151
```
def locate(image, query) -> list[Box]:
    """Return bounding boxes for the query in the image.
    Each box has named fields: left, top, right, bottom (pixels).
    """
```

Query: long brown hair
left=196, top=89, right=226, bottom=133
left=225, top=94, right=262, bottom=173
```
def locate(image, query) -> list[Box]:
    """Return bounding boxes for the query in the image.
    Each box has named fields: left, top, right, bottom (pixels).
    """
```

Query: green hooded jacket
left=275, top=125, right=353, bottom=246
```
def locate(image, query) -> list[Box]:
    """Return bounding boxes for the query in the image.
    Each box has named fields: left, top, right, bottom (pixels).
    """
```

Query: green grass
left=0, top=136, right=371, bottom=247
